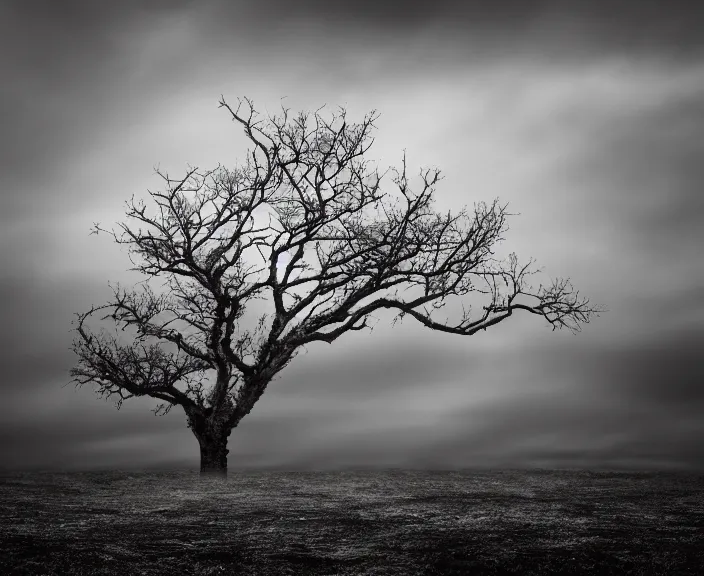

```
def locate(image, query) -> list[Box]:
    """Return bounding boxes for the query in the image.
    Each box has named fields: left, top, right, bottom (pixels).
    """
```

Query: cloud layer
left=1, top=1, right=702, bottom=471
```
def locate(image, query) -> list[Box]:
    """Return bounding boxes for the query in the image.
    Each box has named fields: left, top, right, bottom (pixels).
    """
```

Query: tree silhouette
left=70, top=97, right=603, bottom=477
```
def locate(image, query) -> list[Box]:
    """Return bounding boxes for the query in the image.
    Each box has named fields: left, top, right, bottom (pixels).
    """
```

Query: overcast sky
left=1, top=0, right=702, bottom=472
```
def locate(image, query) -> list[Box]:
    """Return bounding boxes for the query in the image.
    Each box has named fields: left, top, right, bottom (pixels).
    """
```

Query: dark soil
left=1, top=469, right=702, bottom=575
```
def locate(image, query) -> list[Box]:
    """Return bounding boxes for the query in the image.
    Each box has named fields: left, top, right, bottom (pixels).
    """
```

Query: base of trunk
left=200, top=466, right=228, bottom=478
left=199, top=438, right=229, bottom=479
left=187, top=408, right=233, bottom=480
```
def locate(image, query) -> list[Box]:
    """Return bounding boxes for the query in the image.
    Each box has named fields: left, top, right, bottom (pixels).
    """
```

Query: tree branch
left=74, top=95, right=604, bottom=434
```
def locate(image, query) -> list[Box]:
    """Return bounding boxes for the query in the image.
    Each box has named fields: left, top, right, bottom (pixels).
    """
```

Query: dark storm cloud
left=1, top=0, right=703, bottom=471
left=237, top=320, right=704, bottom=471
left=3, top=0, right=701, bottom=223
left=0, top=0, right=196, bottom=224
left=0, top=271, right=111, bottom=401
left=10, top=0, right=702, bottom=45
left=586, top=325, right=704, bottom=415
left=569, top=83, right=704, bottom=255
left=0, top=407, right=191, bottom=470
left=210, top=0, right=704, bottom=58
left=412, top=326, right=704, bottom=470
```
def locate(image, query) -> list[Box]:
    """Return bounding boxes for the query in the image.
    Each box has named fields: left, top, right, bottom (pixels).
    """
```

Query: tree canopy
left=70, top=97, right=602, bottom=473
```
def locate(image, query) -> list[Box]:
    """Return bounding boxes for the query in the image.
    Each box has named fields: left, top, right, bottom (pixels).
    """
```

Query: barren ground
left=1, top=469, right=702, bottom=575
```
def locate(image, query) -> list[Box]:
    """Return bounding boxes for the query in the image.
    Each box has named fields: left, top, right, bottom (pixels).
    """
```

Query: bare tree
left=70, top=97, right=603, bottom=477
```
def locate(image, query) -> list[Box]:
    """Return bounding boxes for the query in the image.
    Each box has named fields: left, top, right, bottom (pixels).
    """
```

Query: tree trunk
left=198, top=434, right=229, bottom=478
left=186, top=408, right=232, bottom=480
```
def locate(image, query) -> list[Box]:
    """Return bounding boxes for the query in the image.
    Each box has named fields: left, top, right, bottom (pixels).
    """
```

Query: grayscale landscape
left=2, top=469, right=703, bottom=575
left=2, top=1, right=703, bottom=574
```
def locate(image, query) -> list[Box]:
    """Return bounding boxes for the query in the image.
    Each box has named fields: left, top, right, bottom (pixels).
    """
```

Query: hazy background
left=1, top=0, right=702, bottom=472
